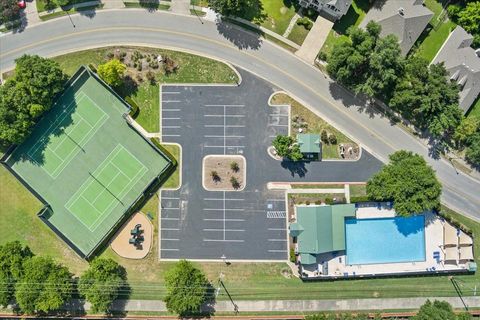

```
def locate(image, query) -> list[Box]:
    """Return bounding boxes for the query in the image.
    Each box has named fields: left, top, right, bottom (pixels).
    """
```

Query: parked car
left=18, top=0, right=26, bottom=9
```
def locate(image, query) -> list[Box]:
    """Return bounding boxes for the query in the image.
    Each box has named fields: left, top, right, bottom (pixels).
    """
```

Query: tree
left=454, top=116, right=479, bottom=147
left=0, top=242, right=33, bottom=307
left=0, top=55, right=66, bottom=145
left=97, top=59, right=126, bottom=87
left=327, top=21, right=402, bottom=98
left=230, top=176, right=240, bottom=189
left=272, top=135, right=294, bottom=158
left=0, top=0, right=20, bottom=24
left=164, top=260, right=210, bottom=316
left=366, top=151, right=442, bottom=216
left=78, top=258, right=127, bottom=314
left=457, top=2, right=480, bottom=36
left=390, top=58, right=462, bottom=139
left=15, top=257, right=73, bottom=314
left=208, top=0, right=260, bottom=17
left=55, top=0, right=70, bottom=7
left=210, top=170, right=220, bottom=182
left=466, top=133, right=480, bottom=166
left=230, top=161, right=239, bottom=172
left=413, top=300, right=458, bottom=320
left=289, top=144, right=304, bottom=161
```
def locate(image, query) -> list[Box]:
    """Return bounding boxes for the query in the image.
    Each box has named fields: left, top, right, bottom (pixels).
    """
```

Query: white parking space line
left=163, top=100, right=181, bottom=103
left=161, top=228, right=180, bottom=231
left=204, top=104, right=245, bottom=107
left=162, top=248, right=179, bottom=251
left=161, top=217, right=180, bottom=221
left=162, top=134, right=181, bottom=137
left=163, top=92, right=180, bottom=94
left=268, top=228, right=287, bottom=231
left=267, top=199, right=285, bottom=202
left=163, top=126, right=181, bottom=129
left=203, top=229, right=245, bottom=232
left=268, top=249, right=288, bottom=253
left=204, top=239, right=245, bottom=242
left=163, top=109, right=181, bottom=111
left=161, top=238, right=179, bottom=241
left=203, top=218, right=245, bottom=222
left=162, top=197, right=179, bottom=200
left=268, top=239, right=288, bottom=242
left=163, top=207, right=180, bottom=210
left=268, top=124, right=288, bottom=127
left=162, top=117, right=181, bottom=120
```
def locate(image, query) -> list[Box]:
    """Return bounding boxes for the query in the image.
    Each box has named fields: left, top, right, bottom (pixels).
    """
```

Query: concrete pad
left=111, top=212, right=153, bottom=259
left=295, top=16, right=333, bottom=64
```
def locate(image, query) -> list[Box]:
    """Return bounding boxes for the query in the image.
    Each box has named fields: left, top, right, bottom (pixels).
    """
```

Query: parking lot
left=159, top=69, right=383, bottom=261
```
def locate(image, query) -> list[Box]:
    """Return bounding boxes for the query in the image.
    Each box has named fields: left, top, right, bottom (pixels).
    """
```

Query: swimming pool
left=345, top=215, right=426, bottom=265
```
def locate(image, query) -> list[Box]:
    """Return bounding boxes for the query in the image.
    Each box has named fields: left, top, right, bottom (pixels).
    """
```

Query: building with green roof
left=297, top=133, right=321, bottom=160
left=290, top=204, right=356, bottom=265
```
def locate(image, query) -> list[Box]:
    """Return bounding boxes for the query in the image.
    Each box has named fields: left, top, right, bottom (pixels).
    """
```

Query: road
left=0, top=9, right=479, bottom=220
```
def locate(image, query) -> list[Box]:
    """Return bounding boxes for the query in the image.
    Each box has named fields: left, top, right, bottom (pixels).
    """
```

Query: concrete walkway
left=24, top=0, right=42, bottom=26
left=73, top=296, right=478, bottom=313
left=296, top=15, right=333, bottom=64
left=170, top=0, right=190, bottom=15
left=103, top=0, right=125, bottom=9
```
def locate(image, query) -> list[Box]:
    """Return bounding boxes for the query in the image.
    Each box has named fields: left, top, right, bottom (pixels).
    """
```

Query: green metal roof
left=297, top=134, right=321, bottom=153
left=293, top=204, right=356, bottom=256
left=289, top=222, right=304, bottom=237
left=300, top=253, right=317, bottom=265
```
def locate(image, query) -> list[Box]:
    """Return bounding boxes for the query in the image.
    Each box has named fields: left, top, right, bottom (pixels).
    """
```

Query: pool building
left=290, top=203, right=476, bottom=279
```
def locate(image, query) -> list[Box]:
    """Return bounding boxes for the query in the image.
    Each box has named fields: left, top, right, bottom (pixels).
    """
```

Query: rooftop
left=297, top=133, right=321, bottom=154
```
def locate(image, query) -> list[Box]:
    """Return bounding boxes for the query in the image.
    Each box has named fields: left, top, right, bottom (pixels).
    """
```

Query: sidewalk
left=296, top=16, right=333, bottom=64
left=72, top=296, right=479, bottom=313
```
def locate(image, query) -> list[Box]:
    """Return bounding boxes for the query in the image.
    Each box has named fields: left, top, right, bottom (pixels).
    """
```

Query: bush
left=318, top=51, right=327, bottom=62
left=88, top=63, right=97, bottom=73
left=296, top=17, right=313, bottom=30
left=230, top=161, right=239, bottom=172
left=321, top=130, right=328, bottom=144
left=146, top=71, right=156, bottom=84
left=350, top=195, right=371, bottom=203
left=328, top=134, right=337, bottom=145
left=106, top=52, right=114, bottom=60
left=125, top=97, right=139, bottom=118
left=56, top=0, right=70, bottom=7
left=289, top=248, right=296, bottom=263
left=324, top=197, right=333, bottom=205
left=164, top=56, right=179, bottom=74
left=230, top=176, right=240, bottom=189
left=97, top=59, right=126, bottom=87
left=447, top=4, right=462, bottom=22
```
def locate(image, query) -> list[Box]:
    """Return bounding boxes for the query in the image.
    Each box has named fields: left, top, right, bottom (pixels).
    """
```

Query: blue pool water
left=345, top=215, right=426, bottom=265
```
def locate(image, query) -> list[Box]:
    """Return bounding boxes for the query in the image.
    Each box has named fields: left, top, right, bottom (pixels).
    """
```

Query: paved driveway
left=159, top=69, right=383, bottom=261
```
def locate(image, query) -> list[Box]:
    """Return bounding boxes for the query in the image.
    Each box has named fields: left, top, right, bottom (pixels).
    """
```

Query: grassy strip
left=190, top=9, right=206, bottom=17
left=161, top=144, right=180, bottom=189
left=36, top=0, right=96, bottom=12
left=271, top=92, right=356, bottom=159
left=291, top=184, right=344, bottom=189
left=39, top=4, right=104, bottom=21
left=349, top=184, right=367, bottom=197
left=123, top=2, right=170, bottom=10
left=287, top=23, right=310, bottom=46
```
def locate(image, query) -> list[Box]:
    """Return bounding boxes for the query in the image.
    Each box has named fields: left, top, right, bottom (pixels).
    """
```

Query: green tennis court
left=5, top=67, right=173, bottom=258
left=65, top=144, right=148, bottom=231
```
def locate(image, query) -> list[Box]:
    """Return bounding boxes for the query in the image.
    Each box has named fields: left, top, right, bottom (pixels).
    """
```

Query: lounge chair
left=459, top=231, right=473, bottom=247
left=444, top=246, right=458, bottom=264
left=443, top=223, right=458, bottom=247
left=459, top=245, right=474, bottom=262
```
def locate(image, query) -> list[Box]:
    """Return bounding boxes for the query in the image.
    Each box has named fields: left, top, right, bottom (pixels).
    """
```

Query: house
left=297, top=133, right=321, bottom=160
left=432, top=26, right=480, bottom=114
left=359, top=0, right=433, bottom=56
left=298, top=0, right=352, bottom=21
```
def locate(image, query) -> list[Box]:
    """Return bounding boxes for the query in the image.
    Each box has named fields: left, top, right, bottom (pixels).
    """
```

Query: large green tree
left=454, top=116, right=479, bottom=147
left=389, top=57, right=462, bottom=139
left=164, top=260, right=210, bottom=316
left=0, top=242, right=33, bottom=307
left=97, top=59, right=126, bottom=87
left=15, top=256, right=73, bottom=314
left=413, top=299, right=470, bottom=320
left=0, top=0, right=20, bottom=24
left=272, top=135, right=303, bottom=161
left=366, top=151, right=442, bottom=216
left=78, top=258, right=127, bottom=314
left=465, top=132, right=480, bottom=166
left=0, top=55, right=66, bottom=144
left=327, top=21, right=403, bottom=99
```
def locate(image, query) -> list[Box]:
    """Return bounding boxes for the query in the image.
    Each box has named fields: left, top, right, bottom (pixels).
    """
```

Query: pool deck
left=297, top=208, right=474, bottom=279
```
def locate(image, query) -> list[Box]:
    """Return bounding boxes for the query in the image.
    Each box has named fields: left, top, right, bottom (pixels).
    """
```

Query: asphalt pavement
left=0, top=9, right=479, bottom=220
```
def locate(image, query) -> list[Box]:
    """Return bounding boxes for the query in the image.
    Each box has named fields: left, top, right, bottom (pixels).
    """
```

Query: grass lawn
left=39, top=4, right=103, bottom=21
left=287, top=23, right=310, bottom=45
left=271, top=93, right=356, bottom=159
left=467, top=96, right=480, bottom=120
left=415, top=20, right=456, bottom=62
left=36, top=0, right=98, bottom=12
left=52, top=46, right=238, bottom=132
left=319, top=0, right=369, bottom=57
left=349, top=184, right=366, bottom=197
left=162, top=144, right=180, bottom=189
left=243, top=0, right=297, bottom=36
left=424, top=0, right=449, bottom=22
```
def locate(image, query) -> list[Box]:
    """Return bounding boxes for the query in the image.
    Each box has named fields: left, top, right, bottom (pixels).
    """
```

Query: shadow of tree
left=216, top=20, right=263, bottom=50
left=138, top=0, right=161, bottom=12
left=280, top=159, right=308, bottom=177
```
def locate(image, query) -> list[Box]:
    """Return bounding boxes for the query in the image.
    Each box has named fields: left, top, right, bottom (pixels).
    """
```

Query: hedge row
left=125, top=97, right=140, bottom=118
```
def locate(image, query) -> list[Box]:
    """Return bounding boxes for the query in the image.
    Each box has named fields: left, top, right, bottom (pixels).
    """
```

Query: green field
left=5, top=67, right=172, bottom=258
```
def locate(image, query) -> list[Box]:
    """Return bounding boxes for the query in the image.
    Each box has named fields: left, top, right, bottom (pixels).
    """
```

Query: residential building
left=432, top=26, right=480, bottom=114
left=298, top=0, right=352, bottom=21
left=297, top=133, right=321, bottom=160
left=359, top=0, right=433, bottom=56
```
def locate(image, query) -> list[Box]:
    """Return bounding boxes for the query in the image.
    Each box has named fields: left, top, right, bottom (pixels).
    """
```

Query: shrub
left=146, top=71, right=156, bottom=84
left=328, top=134, right=337, bottom=145
left=296, top=17, right=313, bottom=30
left=289, top=248, right=296, bottom=263
left=56, top=0, right=70, bottom=7
left=230, top=161, right=239, bottom=172
left=318, top=51, right=327, bottom=62
left=230, top=176, right=240, bottom=189
left=321, top=130, right=328, bottom=144
left=324, top=197, right=334, bottom=205
left=97, top=59, right=126, bottom=87
left=106, top=52, right=114, bottom=60
left=125, top=97, right=139, bottom=118
left=164, top=56, right=179, bottom=74
left=88, top=63, right=97, bottom=73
